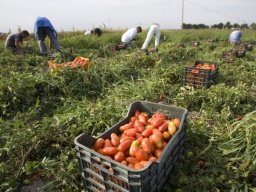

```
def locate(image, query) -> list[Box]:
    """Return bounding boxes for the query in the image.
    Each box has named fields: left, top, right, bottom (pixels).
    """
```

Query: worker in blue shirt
left=229, top=28, right=242, bottom=44
left=34, top=17, right=61, bottom=54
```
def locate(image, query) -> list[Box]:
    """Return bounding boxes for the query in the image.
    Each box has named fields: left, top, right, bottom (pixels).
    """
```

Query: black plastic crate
left=235, top=49, right=246, bottom=58
left=74, top=101, right=188, bottom=192
left=183, top=60, right=219, bottom=88
left=236, top=43, right=253, bottom=51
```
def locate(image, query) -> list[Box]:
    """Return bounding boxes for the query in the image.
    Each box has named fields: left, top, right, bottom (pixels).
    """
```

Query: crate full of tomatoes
left=74, top=101, right=188, bottom=192
left=48, top=56, right=90, bottom=71
left=183, top=60, right=219, bottom=88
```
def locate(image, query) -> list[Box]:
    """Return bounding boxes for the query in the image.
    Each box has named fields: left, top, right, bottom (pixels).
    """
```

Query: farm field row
left=0, top=29, right=255, bottom=192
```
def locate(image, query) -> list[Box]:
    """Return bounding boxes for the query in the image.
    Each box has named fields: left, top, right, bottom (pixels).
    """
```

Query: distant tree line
left=182, top=22, right=256, bottom=30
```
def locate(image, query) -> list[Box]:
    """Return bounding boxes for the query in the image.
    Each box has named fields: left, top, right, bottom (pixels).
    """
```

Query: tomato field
left=0, top=29, right=256, bottom=192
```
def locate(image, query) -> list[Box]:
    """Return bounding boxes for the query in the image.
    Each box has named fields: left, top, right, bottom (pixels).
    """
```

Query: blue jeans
left=36, top=27, right=60, bottom=54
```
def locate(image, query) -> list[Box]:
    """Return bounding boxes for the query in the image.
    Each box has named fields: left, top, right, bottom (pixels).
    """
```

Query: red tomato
left=129, top=141, right=139, bottom=157
left=130, top=116, right=137, bottom=123
left=117, top=139, right=132, bottom=152
left=134, top=120, right=145, bottom=133
left=119, top=122, right=133, bottom=132
left=134, top=162, right=144, bottom=170
left=158, top=122, right=168, bottom=132
left=121, top=160, right=128, bottom=166
left=119, top=136, right=135, bottom=143
left=154, top=148, right=163, bottom=158
left=151, top=134, right=163, bottom=149
left=141, top=138, right=152, bottom=155
left=139, top=160, right=150, bottom=167
left=110, top=133, right=120, bottom=147
left=152, top=129, right=164, bottom=139
left=114, top=151, right=125, bottom=162
left=151, top=112, right=166, bottom=120
left=103, top=147, right=118, bottom=156
left=142, top=126, right=153, bottom=138
left=151, top=118, right=165, bottom=128
left=128, top=164, right=134, bottom=169
left=134, top=148, right=149, bottom=161
left=93, top=138, right=105, bottom=151
left=148, top=156, right=158, bottom=162
left=124, top=128, right=137, bottom=137
left=134, top=110, right=140, bottom=117
left=104, top=139, right=113, bottom=147
left=138, top=114, right=148, bottom=125
left=126, top=157, right=139, bottom=165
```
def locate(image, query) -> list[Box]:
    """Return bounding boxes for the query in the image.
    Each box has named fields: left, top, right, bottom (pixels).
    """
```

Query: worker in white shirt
left=141, top=23, right=160, bottom=52
left=84, top=30, right=94, bottom=36
left=121, top=26, right=142, bottom=45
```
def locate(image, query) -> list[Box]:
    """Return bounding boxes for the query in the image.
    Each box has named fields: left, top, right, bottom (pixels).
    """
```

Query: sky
left=1, top=0, right=256, bottom=33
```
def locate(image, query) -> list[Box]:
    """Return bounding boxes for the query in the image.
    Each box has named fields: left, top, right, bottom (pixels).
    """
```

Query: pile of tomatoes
left=92, top=110, right=181, bottom=170
left=191, top=63, right=216, bottom=74
left=195, top=63, right=216, bottom=70
left=70, top=58, right=86, bottom=68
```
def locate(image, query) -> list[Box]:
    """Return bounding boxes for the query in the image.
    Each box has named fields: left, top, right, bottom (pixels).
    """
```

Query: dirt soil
left=20, top=179, right=60, bottom=192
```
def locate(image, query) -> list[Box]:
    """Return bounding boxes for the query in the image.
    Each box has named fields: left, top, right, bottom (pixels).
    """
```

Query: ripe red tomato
left=103, top=147, right=118, bottom=156
left=134, top=148, right=149, bottom=161
left=126, top=157, right=139, bottom=165
left=141, top=138, right=152, bottom=155
left=117, top=139, right=132, bottom=152
left=93, top=138, right=105, bottom=151
left=114, top=151, right=125, bottom=162
left=110, top=133, right=120, bottom=147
